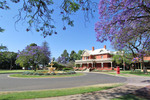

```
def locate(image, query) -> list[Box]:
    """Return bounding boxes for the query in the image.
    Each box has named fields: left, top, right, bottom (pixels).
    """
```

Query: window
left=84, top=56, right=89, bottom=60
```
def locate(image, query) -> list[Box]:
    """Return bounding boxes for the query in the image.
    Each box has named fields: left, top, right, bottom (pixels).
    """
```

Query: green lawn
left=100, top=71, right=130, bottom=77
left=0, top=70, right=27, bottom=74
left=100, top=70, right=150, bottom=77
left=120, top=70, right=150, bottom=77
left=9, top=72, right=84, bottom=78
left=0, top=84, right=123, bottom=100
left=112, top=94, right=147, bottom=100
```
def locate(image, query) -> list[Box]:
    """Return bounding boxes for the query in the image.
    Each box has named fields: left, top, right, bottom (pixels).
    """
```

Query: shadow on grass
left=141, top=80, right=150, bottom=83
left=78, top=85, right=149, bottom=100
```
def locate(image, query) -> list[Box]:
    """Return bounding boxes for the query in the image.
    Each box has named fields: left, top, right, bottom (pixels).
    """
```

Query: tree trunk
left=25, top=67, right=28, bottom=70
left=10, top=59, right=12, bottom=70
left=141, top=56, right=147, bottom=74
left=33, top=65, right=36, bottom=72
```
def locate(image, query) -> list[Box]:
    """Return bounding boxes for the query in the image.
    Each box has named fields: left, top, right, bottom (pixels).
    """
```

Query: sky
left=0, top=1, right=113, bottom=59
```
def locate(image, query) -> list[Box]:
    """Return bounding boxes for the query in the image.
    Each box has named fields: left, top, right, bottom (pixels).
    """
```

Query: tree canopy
left=1, top=0, right=97, bottom=37
left=95, top=0, right=150, bottom=60
left=69, top=50, right=77, bottom=62
left=16, top=44, right=51, bottom=71
left=0, top=45, right=8, bottom=64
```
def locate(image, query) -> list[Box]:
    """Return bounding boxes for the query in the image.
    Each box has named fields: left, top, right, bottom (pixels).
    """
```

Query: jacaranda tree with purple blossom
left=16, top=44, right=50, bottom=71
left=95, top=0, right=150, bottom=71
left=57, top=56, right=66, bottom=64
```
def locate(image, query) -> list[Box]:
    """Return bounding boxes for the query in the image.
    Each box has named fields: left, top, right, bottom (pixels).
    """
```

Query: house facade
left=75, top=45, right=150, bottom=71
left=75, top=45, right=117, bottom=70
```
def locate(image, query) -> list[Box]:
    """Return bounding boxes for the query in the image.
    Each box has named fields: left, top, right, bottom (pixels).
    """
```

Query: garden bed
left=9, top=71, right=84, bottom=78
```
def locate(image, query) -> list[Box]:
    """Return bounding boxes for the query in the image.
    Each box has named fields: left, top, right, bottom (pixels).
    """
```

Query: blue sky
left=0, top=1, right=113, bottom=59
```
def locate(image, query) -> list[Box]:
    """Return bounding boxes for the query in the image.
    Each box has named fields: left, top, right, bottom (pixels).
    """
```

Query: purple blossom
left=16, top=45, right=51, bottom=66
left=95, top=0, right=150, bottom=56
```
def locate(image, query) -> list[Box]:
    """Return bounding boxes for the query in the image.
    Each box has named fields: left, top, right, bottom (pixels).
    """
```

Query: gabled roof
left=81, top=48, right=116, bottom=56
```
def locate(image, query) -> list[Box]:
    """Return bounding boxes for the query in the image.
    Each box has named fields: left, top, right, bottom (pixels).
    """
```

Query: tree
left=56, top=56, right=66, bottom=64
left=113, top=55, right=123, bottom=66
left=1, top=0, right=97, bottom=37
left=52, top=57, right=55, bottom=62
left=69, top=50, right=77, bottom=62
left=95, top=0, right=150, bottom=71
left=0, top=46, right=19, bottom=69
left=16, top=44, right=50, bottom=71
left=0, top=45, right=8, bottom=64
left=77, top=50, right=83, bottom=60
left=61, top=49, right=69, bottom=64
left=30, top=43, right=37, bottom=46
left=6, top=52, right=17, bottom=70
left=0, top=44, right=8, bottom=51
left=66, top=61, right=75, bottom=68
left=0, top=27, right=4, bottom=32
left=40, top=41, right=51, bottom=68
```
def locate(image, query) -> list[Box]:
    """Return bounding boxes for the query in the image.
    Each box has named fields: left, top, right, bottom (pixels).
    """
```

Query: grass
left=100, top=71, right=130, bottom=77
left=0, top=70, right=27, bottom=74
left=0, top=70, right=52, bottom=74
left=120, top=70, right=150, bottom=77
left=0, top=84, right=123, bottom=100
left=112, top=94, right=147, bottom=100
left=9, top=72, right=84, bottom=78
left=99, top=70, right=150, bottom=77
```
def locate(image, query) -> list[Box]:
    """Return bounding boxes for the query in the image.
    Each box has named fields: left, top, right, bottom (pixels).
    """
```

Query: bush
left=67, top=71, right=76, bottom=74
left=38, top=73, right=44, bottom=75
left=63, top=68, right=73, bottom=71
left=56, top=73, right=63, bottom=75
left=62, top=72, right=67, bottom=75
left=21, top=71, right=76, bottom=76
left=75, top=69, right=82, bottom=71
left=33, top=73, right=39, bottom=75
left=37, top=71, right=48, bottom=73
left=51, top=72, right=56, bottom=75
left=22, top=71, right=31, bottom=75
left=28, top=72, right=34, bottom=75
left=44, top=73, right=50, bottom=75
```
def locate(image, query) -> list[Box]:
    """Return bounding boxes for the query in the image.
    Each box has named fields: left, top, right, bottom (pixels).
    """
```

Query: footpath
left=27, top=73, right=150, bottom=100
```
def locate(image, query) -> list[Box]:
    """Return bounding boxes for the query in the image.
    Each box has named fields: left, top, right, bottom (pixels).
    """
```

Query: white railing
left=75, top=58, right=113, bottom=63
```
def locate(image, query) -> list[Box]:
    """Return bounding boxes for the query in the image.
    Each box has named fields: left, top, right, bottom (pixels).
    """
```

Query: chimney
left=92, top=47, right=94, bottom=51
left=104, top=45, right=106, bottom=49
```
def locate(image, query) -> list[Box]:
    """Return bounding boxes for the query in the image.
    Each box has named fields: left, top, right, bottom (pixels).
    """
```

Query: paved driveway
left=0, top=73, right=127, bottom=91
